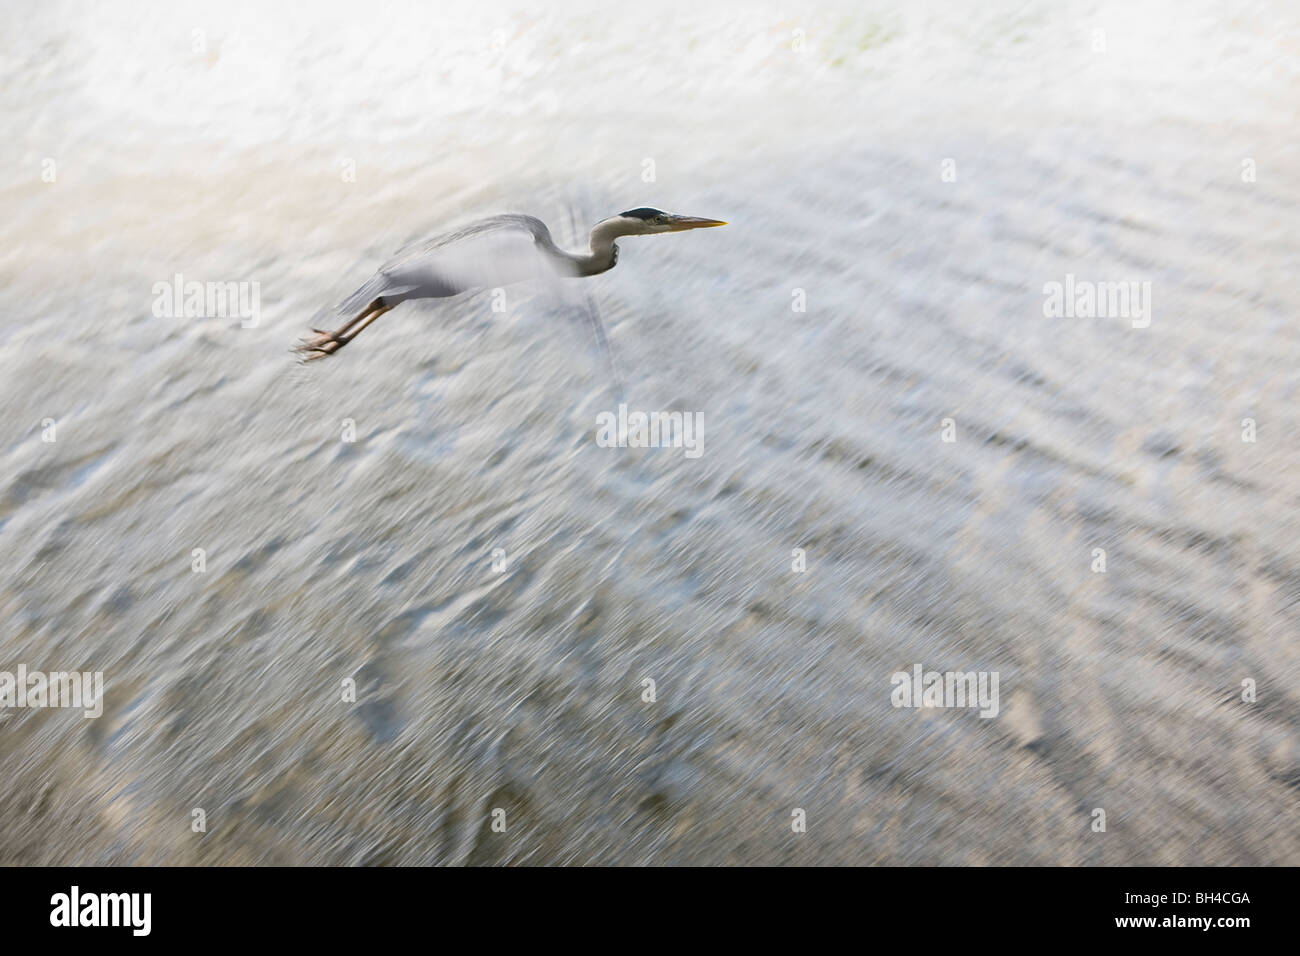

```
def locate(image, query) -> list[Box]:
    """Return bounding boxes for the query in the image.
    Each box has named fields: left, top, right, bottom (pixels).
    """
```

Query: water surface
left=1, top=0, right=1297, bottom=864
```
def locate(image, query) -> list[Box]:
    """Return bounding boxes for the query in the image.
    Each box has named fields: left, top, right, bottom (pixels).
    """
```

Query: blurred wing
left=319, top=215, right=571, bottom=326
left=561, top=202, right=623, bottom=399
left=312, top=211, right=622, bottom=393
left=575, top=284, right=623, bottom=401
left=379, top=214, right=573, bottom=298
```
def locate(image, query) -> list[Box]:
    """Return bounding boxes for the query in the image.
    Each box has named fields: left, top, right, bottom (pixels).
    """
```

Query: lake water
left=1, top=0, right=1296, bottom=864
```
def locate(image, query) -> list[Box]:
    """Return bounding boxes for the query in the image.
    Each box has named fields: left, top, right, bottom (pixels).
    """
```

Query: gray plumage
left=298, top=207, right=726, bottom=364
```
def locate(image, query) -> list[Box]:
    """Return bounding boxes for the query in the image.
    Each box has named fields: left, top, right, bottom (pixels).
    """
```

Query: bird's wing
left=378, top=214, right=574, bottom=298
left=321, top=215, right=571, bottom=324
left=561, top=203, right=623, bottom=399
left=574, top=282, right=623, bottom=401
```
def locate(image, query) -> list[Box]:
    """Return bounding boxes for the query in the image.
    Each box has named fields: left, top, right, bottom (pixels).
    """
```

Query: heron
left=295, top=207, right=726, bottom=362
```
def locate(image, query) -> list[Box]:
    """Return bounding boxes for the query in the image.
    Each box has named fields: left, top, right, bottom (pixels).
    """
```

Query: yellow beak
left=666, top=216, right=728, bottom=231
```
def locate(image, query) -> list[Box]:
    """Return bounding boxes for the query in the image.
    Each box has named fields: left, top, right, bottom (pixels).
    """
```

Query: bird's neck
left=565, top=218, right=627, bottom=276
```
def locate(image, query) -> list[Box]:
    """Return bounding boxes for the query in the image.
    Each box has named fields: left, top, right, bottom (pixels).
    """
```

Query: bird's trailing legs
left=295, top=298, right=392, bottom=360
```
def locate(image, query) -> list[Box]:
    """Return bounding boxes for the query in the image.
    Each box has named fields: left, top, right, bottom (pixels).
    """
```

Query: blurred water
left=1, top=0, right=1297, bottom=864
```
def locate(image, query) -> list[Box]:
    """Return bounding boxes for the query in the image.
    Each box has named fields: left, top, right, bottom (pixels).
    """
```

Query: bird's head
left=608, top=207, right=728, bottom=236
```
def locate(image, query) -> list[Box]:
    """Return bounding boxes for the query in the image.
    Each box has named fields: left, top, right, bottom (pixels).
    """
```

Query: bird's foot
left=295, top=330, right=346, bottom=361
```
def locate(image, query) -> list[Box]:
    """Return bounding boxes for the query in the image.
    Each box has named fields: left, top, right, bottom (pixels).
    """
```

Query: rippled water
left=1, top=0, right=1297, bottom=864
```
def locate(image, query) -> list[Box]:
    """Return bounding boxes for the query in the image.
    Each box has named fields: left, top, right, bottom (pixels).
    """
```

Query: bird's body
left=296, top=207, right=725, bottom=361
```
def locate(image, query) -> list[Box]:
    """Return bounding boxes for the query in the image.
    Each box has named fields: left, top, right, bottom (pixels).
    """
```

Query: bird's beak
left=666, top=216, right=728, bottom=231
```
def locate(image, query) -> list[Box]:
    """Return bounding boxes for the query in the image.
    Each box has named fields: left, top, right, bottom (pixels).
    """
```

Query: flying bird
left=296, top=207, right=726, bottom=361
